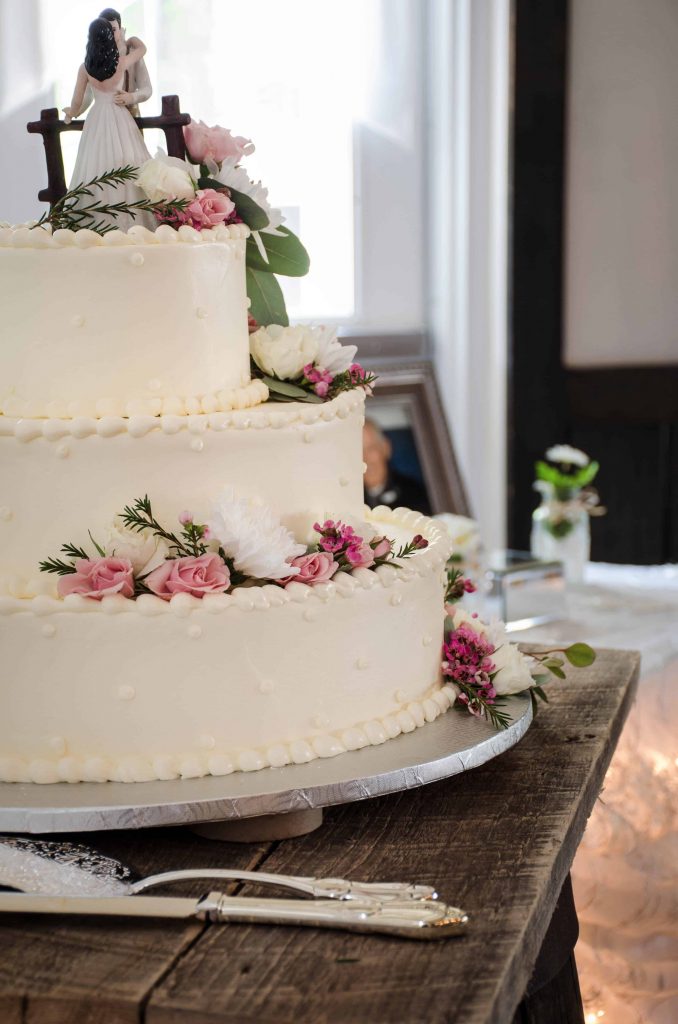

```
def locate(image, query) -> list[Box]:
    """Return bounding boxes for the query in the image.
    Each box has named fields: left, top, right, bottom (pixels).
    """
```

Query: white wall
left=565, top=0, right=678, bottom=367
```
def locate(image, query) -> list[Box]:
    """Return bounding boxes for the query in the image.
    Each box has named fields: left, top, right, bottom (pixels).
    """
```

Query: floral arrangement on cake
left=249, top=323, right=376, bottom=403
left=442, top=567, right=595, bottom=728
left=534, top=444, right=605, bottom=539
left=38, top=494, right=427, bottom=600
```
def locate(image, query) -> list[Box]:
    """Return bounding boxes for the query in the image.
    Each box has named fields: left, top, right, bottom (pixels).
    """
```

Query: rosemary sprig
left=119, top=496, right=190, bottom=557
left=37, top=166, right=189, bottom=236
left=454, top=683, right=512, bottom=730
left=394, top=534, right=428, bottom=560
left=39, top=556, right=79, bottom=575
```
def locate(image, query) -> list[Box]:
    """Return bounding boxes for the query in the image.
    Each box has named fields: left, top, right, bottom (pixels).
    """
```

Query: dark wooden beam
left=27, top=95, right=190, bottom=208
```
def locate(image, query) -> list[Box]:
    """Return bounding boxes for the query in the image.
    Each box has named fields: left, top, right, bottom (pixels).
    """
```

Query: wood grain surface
left=0, top=649, right=639, bottom=1024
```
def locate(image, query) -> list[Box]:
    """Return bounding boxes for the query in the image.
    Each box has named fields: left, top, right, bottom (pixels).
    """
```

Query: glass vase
left=530, top=483, right=590, bottom=584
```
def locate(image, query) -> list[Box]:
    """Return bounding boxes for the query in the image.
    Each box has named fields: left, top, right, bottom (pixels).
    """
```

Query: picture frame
left=364, top=359, right=471, bottom=517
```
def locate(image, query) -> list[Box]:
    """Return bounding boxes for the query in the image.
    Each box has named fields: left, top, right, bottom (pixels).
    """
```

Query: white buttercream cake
left=0, top=223, right=455, bottom=784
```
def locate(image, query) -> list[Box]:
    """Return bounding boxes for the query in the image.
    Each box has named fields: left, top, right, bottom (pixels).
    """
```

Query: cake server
left=0, top=836, right=438, bottom=902
left=0, top=890, right=468, bottom=940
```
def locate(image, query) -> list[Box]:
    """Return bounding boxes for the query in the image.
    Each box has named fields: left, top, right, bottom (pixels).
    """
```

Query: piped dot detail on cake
left=196, top=307, right=209, bottom=319
left=187, top=624, right=202, bottom=639
left=48, top=736, right=66, bottom=756
left=129, top=252, right=144, bottom=266
left=356, top=657, right=370, bottom=670
left=41, top=623, right=56, bottom=638
left=390, top=592, right=403, bottom=606
left=72, top=314, right=84, bottom=328
left=198, top=734, right=216, bottom=750
left=117, top=685, right=135, bottom=701
left=55, top=443, right=70, bottom=459
left=0, top=507, right=12, bottom=522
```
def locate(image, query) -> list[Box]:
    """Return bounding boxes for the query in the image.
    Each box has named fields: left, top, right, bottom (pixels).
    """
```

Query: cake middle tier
left=0, top=391, right=366, bottom=597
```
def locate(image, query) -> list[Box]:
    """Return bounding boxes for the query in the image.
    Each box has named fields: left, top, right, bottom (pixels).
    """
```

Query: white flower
left=250, top=324, right=319, bottom=380
left=137, top=151, right=196, bottom=203
left=449, top=606, right=489, bottom=637
left=491, top=643, right=535, bottom=695
left=103, top=518, right=169, bottom=575
left=207, top=490, right=306, bottom=580
left=545, top=444, right=589, bottom=467
left=313, top=326, right=357, bottom=375
left=216, top=158, right=285, bottom=235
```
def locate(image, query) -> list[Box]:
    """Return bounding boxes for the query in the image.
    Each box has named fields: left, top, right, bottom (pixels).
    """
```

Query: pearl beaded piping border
left=0, top=222, right=250, bottom=248
left=0, top=507, right=453, bottom=614
left=0, top=389, right=365, bottom=441
left=0, top=681, right=457, bottom=785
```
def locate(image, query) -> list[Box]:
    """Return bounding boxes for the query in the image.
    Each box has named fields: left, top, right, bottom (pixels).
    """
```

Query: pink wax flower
left=57, top=557, right=134, bottom=600
left=247, top=314, right=259, bottom=335
left=313, top=519, right=358, bottom=554
left=278, top=551, right=339, bottom=586
left=178, top=511, right=193, bottom=525
left=442, top=624, right=496, bottom=706
left=345, top=541, right=375, bottom=570
left=303, top=363, right=334, bottom=399
left=370, top=536, right=393, bottom=560
left=145, top=553, right=230, bottom=600
left=184, top=120, right=254, bottom=165
left=349, top=363, right=366, bottom=382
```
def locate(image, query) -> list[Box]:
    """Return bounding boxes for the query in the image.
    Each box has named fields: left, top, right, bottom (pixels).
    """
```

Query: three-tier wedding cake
left=0, top=211, right=456, bottom=784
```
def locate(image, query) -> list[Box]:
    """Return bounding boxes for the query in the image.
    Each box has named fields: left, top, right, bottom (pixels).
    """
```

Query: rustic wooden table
left=0, top=649, right=638, bottom=1024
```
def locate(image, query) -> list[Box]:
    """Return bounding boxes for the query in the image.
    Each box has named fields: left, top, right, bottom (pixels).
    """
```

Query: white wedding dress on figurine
left=70, top=75, right=152, bottom=232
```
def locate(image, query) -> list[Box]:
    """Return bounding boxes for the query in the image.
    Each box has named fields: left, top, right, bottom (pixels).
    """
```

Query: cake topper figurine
left=62, top=11, right=152, bottom=229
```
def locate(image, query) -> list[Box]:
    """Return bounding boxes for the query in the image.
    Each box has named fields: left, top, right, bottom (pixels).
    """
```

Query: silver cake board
left=0, top=695, right=531, bottom=841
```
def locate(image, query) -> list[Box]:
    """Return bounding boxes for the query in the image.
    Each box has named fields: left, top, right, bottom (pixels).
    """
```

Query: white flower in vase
left=207, top=490, right=306, bottom=580
left=545, top=444, right=589, bottom=468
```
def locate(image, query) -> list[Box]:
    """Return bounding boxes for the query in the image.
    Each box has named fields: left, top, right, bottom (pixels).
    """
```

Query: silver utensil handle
left=132, top=869, right=437, bottom=902
left=197, top=892, right=468, bottom=940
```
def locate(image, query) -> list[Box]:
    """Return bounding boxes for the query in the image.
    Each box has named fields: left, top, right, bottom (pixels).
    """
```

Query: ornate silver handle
left=196, top=891, right=468, bottom=939
left=132, top=869, right=437, bottom=902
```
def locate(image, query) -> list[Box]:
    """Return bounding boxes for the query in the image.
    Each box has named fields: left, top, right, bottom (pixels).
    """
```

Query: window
left=44, top=0, right=426, bottom=329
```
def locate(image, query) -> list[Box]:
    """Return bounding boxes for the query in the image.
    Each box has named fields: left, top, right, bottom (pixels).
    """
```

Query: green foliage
left=261, top=375, right=323, bottom=404
left=246, top=268, right=289, bottom=327
left=226, top=187, right=270, bottom=230
left=246, top=227, right=310, bottom=277
left=564, top=642, right=596, bottom=668
left=535, top=459, right=599, bottom=491
left=37, top=166, right=189, bottom=235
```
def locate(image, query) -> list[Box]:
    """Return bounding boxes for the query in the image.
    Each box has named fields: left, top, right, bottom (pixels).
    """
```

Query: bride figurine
left=63, top=16, right=153, bottom=230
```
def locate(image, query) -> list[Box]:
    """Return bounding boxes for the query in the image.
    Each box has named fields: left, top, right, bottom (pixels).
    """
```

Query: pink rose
left=145, top=553, right=230, bottom=600
left=278, top=551, right=339, bottom=587
left=57, top=557, right=134, bottom=600
left=371, top=536, right=392, bottom=560
left=181, top=189, right=235, bottom=229
left=345, top=541, right=375, bottom=570
left=184, top=120, right=254, bottom=165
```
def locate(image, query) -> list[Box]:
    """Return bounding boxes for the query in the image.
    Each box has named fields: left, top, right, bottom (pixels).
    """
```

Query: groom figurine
left=78, top=7, right=152, bottom=119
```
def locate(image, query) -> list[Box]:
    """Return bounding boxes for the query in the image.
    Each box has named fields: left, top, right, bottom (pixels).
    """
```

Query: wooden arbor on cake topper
left=27, top=95, right=190, bottom=208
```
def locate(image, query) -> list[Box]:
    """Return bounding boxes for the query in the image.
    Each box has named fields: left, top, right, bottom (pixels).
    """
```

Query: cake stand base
left=192, top=808, right=323, bottom=842
left=0, top=694, right=531, bottom=837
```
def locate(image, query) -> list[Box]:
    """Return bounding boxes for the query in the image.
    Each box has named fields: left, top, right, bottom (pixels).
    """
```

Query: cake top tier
left=0, top=222, right=260, bottom=420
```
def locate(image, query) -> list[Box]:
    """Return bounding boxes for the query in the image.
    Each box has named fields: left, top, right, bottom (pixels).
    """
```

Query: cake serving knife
left=0, top=890, right=468, bottom=940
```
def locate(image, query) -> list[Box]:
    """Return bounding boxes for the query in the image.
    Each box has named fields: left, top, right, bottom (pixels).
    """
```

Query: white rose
left=449, top=606, right=489, bottom=637
left=103, top=519, right=169, bottom=575
left=491, top=643, right=535, bottom=695
left=137, top=152, right=196, bottom=203
left=250, top=324, right=319, bottom=381
left=313, top=326, right=357, bottom=375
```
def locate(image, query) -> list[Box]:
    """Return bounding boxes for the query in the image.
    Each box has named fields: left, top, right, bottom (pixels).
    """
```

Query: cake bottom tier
left=0, top=509, right=454, bottom=784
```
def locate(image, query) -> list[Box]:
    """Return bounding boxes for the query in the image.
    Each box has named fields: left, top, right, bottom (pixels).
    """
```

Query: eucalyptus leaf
left=245, top=227, right=310, bottom=277
left=564, top=642, right=596, bottom=668
left=246, top=268, right=288, bottom=327
left=262, top=376, right=309, bottom=399
left=197, top=175, right=227, bottom=192
left=228, top=187, right=269, bottom=230
left=547, top=665, right=566, bottom=680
